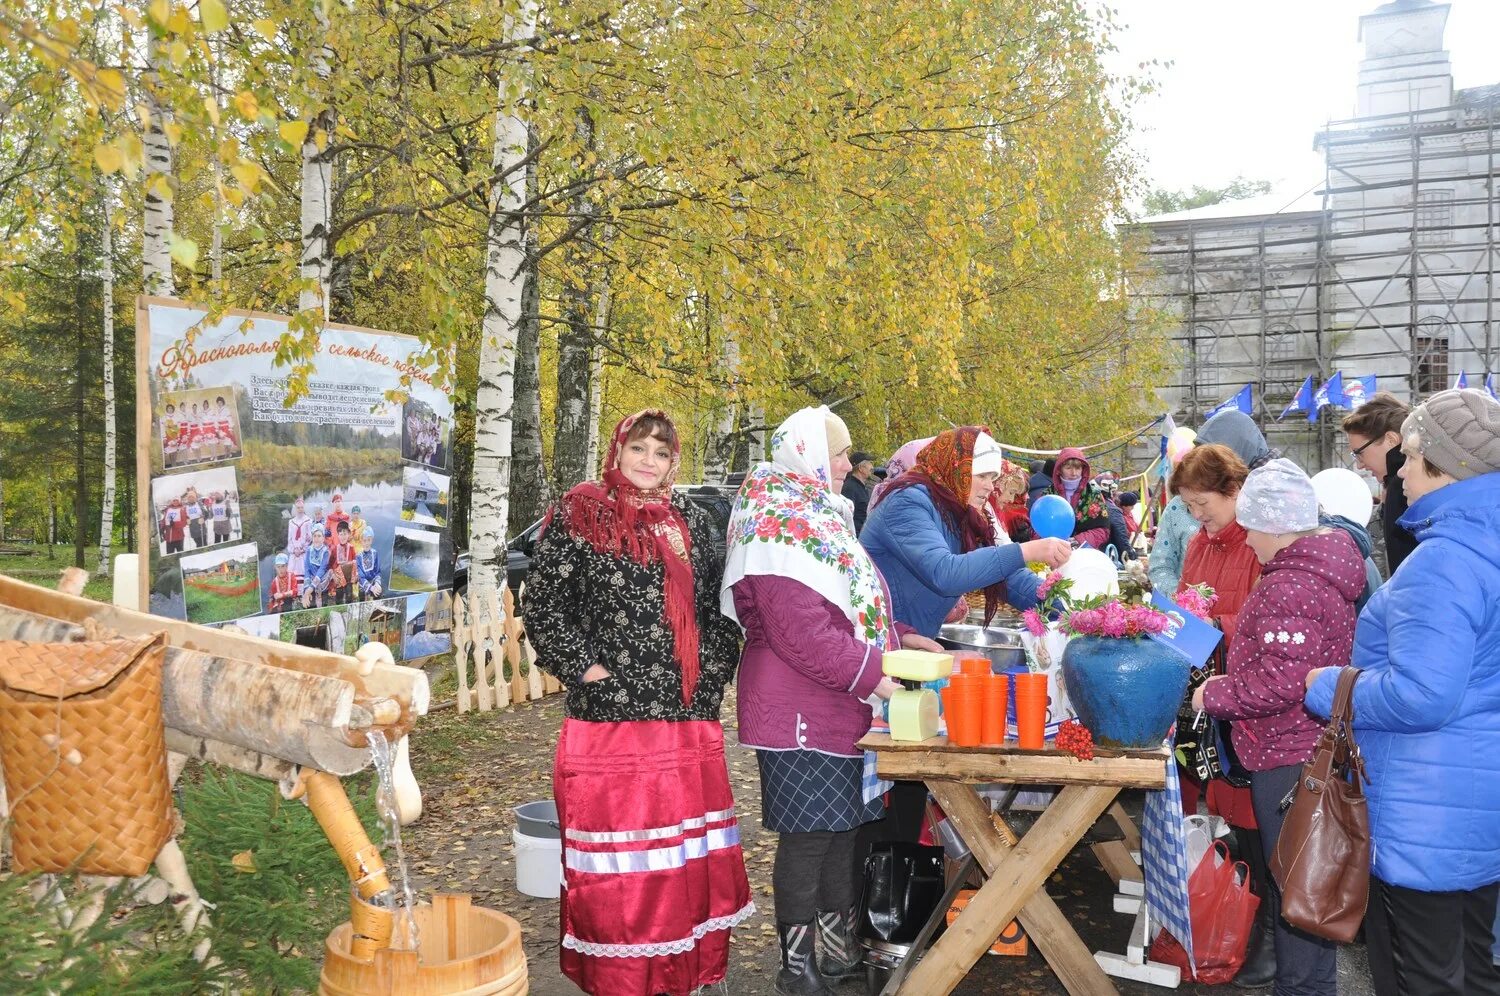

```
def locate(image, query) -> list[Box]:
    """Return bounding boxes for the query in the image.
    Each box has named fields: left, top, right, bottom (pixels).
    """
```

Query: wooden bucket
left=319, top=894, right=527, bottom=996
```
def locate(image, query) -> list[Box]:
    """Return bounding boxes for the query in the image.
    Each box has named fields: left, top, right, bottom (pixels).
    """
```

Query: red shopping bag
left=1148, top=839, right=1259, bottom=984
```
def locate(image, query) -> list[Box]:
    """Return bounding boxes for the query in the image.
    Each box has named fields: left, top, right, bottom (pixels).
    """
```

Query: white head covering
left=720, top=406, right=895, bottom=648
left=971, top=431, right=1004, bottom=478
left=1237, top=458, right=1319, bottom=533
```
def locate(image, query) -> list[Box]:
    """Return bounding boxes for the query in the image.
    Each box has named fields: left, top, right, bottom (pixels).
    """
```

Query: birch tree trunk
left=506, top=191, right=547, bottom=533
left=468, top=1, right=536, bottom=605
left=299, top=3, right=335, bottom=317
left=584, top=275, right=612, bottom=478
left=97, top=193, right=116, bottom=577
left=142, top=35, right=174, bottom=297
left=701, top=331, right=740, bottom=484
left=552, top=107, right=597, bottom=494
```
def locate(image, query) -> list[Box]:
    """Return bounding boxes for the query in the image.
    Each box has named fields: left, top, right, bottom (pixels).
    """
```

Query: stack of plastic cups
left=981, top=673, right=1009, bottom=745
left=945, top=672, right=983, bottom=747
left=1014, top=672, right=1049, bottom=749
left=955, top=654, right=990, bottom=678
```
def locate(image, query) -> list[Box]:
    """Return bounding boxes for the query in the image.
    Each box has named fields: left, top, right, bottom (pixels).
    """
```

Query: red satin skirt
left=554, top=718, right=755, bottom=996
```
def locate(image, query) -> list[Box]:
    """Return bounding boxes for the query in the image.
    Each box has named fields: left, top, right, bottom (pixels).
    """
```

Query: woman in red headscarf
left=525, top=410, right=752, bottom=996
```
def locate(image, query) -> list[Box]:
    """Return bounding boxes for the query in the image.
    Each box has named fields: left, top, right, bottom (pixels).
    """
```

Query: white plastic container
left=513, top=826, right=562, bottom=899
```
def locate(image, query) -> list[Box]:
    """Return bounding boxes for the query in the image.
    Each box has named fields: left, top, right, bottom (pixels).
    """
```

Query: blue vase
left=1061, top=636, right=1191, bottom=749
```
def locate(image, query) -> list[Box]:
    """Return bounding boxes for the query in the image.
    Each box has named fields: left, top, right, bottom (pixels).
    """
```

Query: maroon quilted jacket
left=1201, top=531, right=1364, bottom=771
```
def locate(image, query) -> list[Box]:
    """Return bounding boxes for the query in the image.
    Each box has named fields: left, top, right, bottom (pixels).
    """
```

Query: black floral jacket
left=523, top=496, right=742, bottom=722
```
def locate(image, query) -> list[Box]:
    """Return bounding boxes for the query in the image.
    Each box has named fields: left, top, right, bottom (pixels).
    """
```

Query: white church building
left=1128, top=0, right=1498, bottom=470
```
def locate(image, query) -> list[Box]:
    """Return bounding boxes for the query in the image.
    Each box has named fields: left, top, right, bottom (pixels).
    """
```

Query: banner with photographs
left=136, top=297, right=455, bottom=662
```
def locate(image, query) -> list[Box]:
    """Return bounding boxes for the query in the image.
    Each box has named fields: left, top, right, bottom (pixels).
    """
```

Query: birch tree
left=97, top=190, right=116, bottom=576
left=141, top=30, right=174, bottom=297
left=297, top=1, right=335, bottom=318
left=468, top=0, right=537, bottom=605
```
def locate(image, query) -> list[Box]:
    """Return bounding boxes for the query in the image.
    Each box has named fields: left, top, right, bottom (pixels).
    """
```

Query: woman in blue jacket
left=1305, top=389, right=1500, bottom=996
left=861, top=427, right=1070, bottom=635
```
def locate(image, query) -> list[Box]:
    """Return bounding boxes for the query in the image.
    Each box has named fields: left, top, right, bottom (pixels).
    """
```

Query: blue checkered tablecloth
left=1141, top=752, right=1195, bottom=967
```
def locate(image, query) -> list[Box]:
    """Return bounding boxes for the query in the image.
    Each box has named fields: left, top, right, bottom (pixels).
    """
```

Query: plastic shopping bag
left=1148, top=839, right=1259, bottom=984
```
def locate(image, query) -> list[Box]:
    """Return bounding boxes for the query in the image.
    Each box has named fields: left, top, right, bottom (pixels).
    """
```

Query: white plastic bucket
left=513, top=827, right=562, bottom=899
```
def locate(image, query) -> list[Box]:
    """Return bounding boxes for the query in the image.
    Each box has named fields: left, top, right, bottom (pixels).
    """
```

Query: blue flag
left=1342, top=374, right=1377, bottom=408
left=1487, top=373, right=1498, bottom=402
left=1454, top=371, right=1469, bottom=390
left=1204, top=384, right=1253, bottom=422
left=1279, top=374, right=1315, bottom=421
left=1309, top=372, right=1344, bottom=423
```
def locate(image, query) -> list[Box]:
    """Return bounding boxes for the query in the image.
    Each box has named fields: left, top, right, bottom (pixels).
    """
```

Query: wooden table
left=858, top=733, right=1169, bottom=996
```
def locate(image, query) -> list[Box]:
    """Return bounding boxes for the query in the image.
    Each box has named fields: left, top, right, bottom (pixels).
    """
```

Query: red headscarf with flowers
left=548, top=409, right=700, bottom=704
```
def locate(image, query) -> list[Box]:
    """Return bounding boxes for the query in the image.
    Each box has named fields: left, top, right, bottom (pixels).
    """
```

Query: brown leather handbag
left=1270, top=667, right=1370, bottom=943
left=0, top=634, right=173, bottom=877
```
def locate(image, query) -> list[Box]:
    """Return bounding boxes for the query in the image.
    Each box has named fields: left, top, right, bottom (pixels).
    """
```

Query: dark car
left=453, top=484, right=737, bottom=597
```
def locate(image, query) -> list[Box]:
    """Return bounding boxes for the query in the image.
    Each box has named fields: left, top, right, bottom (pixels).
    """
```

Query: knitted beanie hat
left=1401, top=389, right=1500, bottom=481
left=823, top=410, right=852, bottom=459
left=1236, top=458, right=1319, bottom=533
left=971, top=432, right=1005, bottom=477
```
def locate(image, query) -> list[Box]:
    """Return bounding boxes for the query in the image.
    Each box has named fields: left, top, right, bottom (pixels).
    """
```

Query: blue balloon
left=1031, top=494, right=1076, bottom=540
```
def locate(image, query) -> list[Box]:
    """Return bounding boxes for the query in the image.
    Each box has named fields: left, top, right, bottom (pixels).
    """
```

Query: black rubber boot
left=776, top=920, right=835, bottom=996
left=1233, top=900, right=1278, bottom=989
left=815, top=908, right=862, bottom=981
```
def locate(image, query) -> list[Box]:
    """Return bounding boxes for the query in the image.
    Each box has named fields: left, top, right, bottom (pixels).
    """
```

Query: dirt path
left=403, top=691, right=1370, bottom=996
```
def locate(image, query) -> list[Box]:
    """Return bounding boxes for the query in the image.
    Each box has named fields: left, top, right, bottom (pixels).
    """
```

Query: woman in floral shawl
left=526, top=409, right=752, bottom=996
left=721, top=406, right=934, bottom=996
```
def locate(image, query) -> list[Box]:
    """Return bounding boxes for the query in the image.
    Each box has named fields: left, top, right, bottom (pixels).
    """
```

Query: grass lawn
left=0, top=543, right=116, bottom=601
left=388, top=568, right=435, bottom=593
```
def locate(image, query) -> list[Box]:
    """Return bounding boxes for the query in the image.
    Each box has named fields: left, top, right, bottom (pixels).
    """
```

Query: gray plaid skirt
left=756, top=749, right=884, bottom=834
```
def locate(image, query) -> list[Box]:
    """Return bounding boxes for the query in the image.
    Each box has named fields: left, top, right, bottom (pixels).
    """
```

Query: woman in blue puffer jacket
left=1305, top=389, right=1500, bottom=996
left=861, top=428, right=1069, bottom=635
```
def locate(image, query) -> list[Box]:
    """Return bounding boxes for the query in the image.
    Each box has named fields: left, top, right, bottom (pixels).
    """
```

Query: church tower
left=1355, top=0, right=1454, bottom=121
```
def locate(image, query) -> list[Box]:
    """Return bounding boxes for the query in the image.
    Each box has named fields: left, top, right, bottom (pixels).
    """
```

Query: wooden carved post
left=453, top=593, right=472, bottom=714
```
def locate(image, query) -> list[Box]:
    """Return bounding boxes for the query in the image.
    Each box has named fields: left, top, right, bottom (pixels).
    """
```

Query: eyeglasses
left=1349, top=437, right=1379, bottom=459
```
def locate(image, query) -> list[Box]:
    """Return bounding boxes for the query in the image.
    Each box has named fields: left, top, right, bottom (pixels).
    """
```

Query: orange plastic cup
left=1013, top=672, right=1049, bottom=750
left=957, top=654, right=990, bottom=678
left=945, top=676, right=983, bottom=747
left=981, top=674, right=1009, bottom=745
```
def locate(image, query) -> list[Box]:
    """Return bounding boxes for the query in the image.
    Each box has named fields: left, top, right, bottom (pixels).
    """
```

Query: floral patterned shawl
left=720, top=406, right=894, bottom=648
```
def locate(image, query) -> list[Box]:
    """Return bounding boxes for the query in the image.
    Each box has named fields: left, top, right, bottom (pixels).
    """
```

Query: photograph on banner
left=403, top=590, right=455, bottom=661
left=160, top=385, right=244, bottom=469
left=390, top=525, right=440, bottom=593
left=401, top=466, right=449, bottom=527
left=252, top=485, right=398, bottom=615
left=151, top=466, right=243, bottom=556
left=180, top=541, right=262, bottom=625
left=149, top=560, right=186, bottom=620
left=139, top=298, right=454, bottom=662
left=401, top=398, right=449, bottom=470
left=215, top=614, right=280, bottom=641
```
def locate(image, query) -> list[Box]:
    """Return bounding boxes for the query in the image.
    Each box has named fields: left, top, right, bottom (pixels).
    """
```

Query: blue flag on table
left=1143, top=756, right=1195, bottom=968
left=1309, top=372, right=1344, bottom=423
left=1279, top=374, right=1315, bottom=421
left=1148, top=591, right=1224, bottom=669
left=1342, top=374, right=1377, bottom=408
left=1204, top=385, right=1253, bottom=422
left=1487, top=374, right=1499, bottom=402
left=1454, top=371, right=1469, bottom=390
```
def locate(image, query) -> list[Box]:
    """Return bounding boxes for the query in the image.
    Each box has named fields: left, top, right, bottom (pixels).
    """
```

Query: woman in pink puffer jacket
left=1194, top=459, right=1364, bottom=996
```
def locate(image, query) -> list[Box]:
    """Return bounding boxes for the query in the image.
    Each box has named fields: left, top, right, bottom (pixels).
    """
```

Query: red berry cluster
left=1055, top=720, right=1095, bottom=761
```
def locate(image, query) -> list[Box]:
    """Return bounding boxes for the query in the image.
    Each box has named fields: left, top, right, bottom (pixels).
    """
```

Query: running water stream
left=366, top=730, right=419, bottom=952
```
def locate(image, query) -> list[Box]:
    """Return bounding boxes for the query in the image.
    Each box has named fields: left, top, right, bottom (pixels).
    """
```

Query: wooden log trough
left=0, top=573, right=428, bottom=777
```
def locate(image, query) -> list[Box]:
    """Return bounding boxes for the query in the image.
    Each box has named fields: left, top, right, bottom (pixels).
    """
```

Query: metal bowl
left=937, top=624, right=1027, bottom=673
